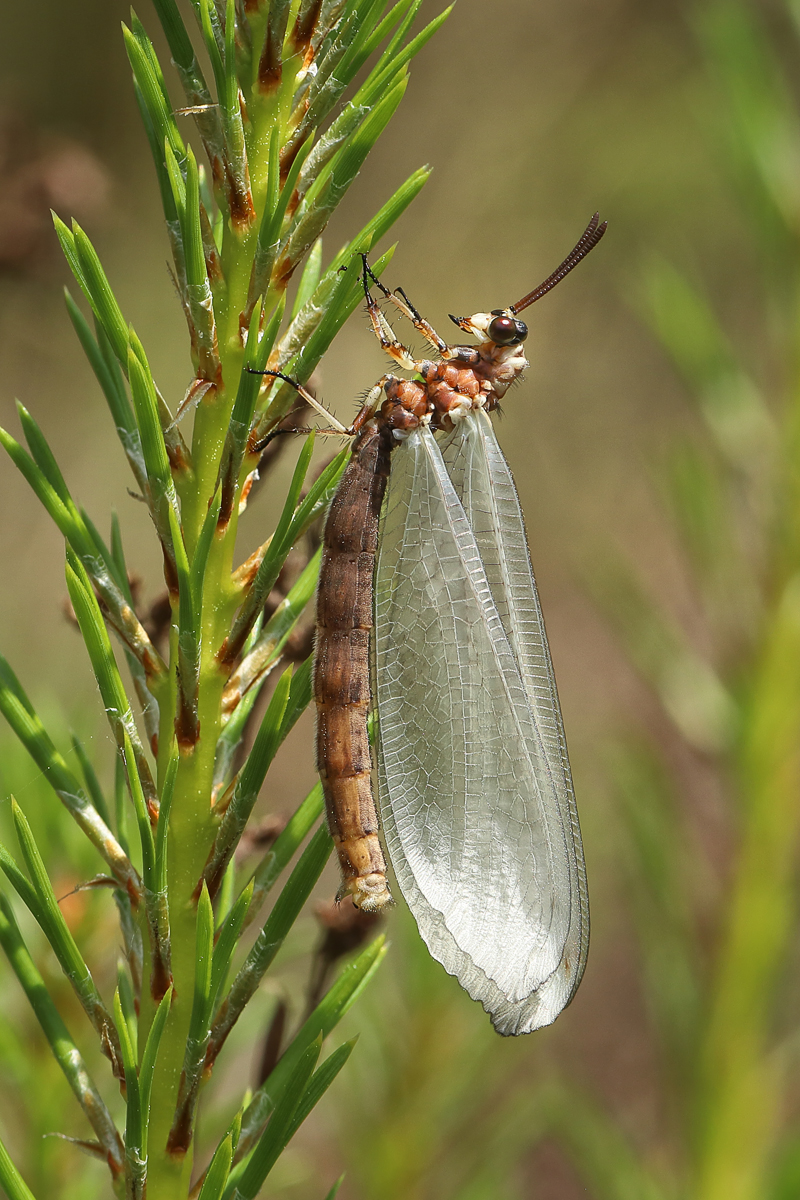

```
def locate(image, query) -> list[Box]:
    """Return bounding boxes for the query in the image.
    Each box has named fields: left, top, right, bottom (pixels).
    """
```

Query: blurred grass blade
left=643, top=258, right=774, bottom=473
left=544, top=1083, right=668, bottom=1200
left=695, top=0, right=800, bottom=238
left=613, top=744, right=702, bottom=1090
left=588, top=550, right=736, bottom=753
left=696, top=576, right=800, bottom=1198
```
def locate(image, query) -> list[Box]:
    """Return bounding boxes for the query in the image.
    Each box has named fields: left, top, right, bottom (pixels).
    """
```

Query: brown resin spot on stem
left=162, top=543, right=180, bottom=600
left=166, top=1097, right=192, bottom=1158
left=175, top=688, right=200, bottom=752
left=258, top=24, right=283, bottom=94
left=226, top=168, right=256, bottom=232
left=149, top=943, right=172, bottom=1004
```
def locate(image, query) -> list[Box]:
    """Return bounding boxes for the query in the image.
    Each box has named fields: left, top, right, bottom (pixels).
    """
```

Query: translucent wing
left=440, top=409, right=589, bottom=1010
left=374, top=424, right=581, bottom=1034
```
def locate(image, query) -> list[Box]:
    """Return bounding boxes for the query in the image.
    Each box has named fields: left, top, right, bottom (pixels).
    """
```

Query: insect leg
left=360, top=256, right=420, bottom=371
left=361, top=255, right=454, bottom=357
left=247, top=368, right=391, bottom=438
left=247, top=368, right=351, bottom=434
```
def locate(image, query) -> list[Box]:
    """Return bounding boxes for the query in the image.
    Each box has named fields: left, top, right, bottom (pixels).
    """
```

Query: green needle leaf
left=71, top=220, right=131, bottom=365
left=16, top=402, right=71, bottom=504
left=225, top=1039, right=320, bottom=1200
left=281, top=77, right=408, bottom=276
left=222, top=434, right=316, bottom=661
left=292, top=237, right=323, bottom=318
left=218, top=296, right=286, bottom=525
left=114, top=987, right=145, bottom=1194
left=211, top=880, right=254, bottom=1006
left=184, top=147, right=209, bottom=289
left=139, top=985, right=174, bottom=1142
left=245, top=783, right=325, bottom=927
left=123, top=20, right=185, bottom=169
left=208, top=822, right=332, bottom=1061
left=167, top=884, right=215, bottom=1154
left=155, top=742, right=179, bottom=894
left=0, top=1135, right=38, bottom=1200
left=222, top=545, right=321, bottom=728
left=9, top=799, right=126, bottom=1082
left=64, top=290, right=145, bottom=488
left=64, top=547, right=158, bottom=816
left=198, top=1133, right=234, bottom=1200
left=204, top=667, right=293, bottom=897
left=0, top=892, right=124, bottom=1175
left=288, top=1039, right=356, bottom=1140
left=238, top=935, right=386, bottom=1148
left=128, top=336, right=174, bottom=493
left=0, top=654, right=137, bottom=891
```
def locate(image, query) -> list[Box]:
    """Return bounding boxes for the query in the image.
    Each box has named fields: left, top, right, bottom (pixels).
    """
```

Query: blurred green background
left=2, top=0, right=799, bottom=1197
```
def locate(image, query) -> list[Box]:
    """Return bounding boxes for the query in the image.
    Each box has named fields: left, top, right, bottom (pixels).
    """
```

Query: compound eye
left=487, top=315, right=519, bottom=345
left=513, top=319, right=529, bottom=342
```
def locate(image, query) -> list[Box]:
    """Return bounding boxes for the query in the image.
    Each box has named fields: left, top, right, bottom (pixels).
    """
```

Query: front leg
left=361, top=255, right=457, bottom=357
left=361, top=258, right=420, bottom=372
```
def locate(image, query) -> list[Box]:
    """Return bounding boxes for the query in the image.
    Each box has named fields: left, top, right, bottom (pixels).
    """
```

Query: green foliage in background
left=0, top=0, right=449, bottom=1196
left=543, top=2, right=800, bottom=1198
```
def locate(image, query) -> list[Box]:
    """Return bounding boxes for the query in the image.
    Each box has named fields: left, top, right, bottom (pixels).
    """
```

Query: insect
left=267, top=213, right=606, bottom=1034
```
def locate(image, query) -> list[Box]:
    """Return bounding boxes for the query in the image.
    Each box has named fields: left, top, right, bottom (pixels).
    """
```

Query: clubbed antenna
left=510, top=212, right=608, bottom=314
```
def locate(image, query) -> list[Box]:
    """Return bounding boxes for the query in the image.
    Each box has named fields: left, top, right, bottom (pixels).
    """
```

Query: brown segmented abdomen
left=314, top=418, right=395, bottom=911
